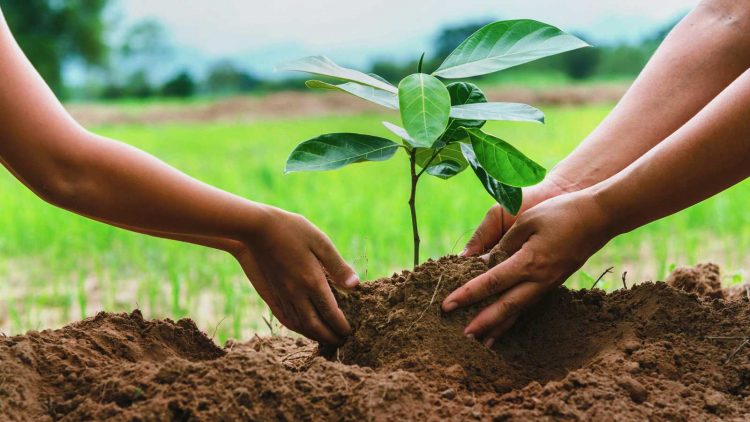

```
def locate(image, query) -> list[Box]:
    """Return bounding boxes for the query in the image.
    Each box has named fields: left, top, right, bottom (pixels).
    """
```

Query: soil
left=2, top=257, right=750, bottom=421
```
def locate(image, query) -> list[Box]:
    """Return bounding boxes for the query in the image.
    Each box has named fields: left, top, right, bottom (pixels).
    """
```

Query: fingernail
left=465, top=333, right=475, bottom=340
left=460, top=248, right=468, bottom=257
left=345, top=274, right=360, bottom=288
left=443, top=301, right=458, bottom=312
left=484, top=337, right=495, bottom=348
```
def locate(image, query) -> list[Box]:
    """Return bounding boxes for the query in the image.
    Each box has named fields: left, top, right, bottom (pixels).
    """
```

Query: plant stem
left=408, top=148, right=420, bottom=268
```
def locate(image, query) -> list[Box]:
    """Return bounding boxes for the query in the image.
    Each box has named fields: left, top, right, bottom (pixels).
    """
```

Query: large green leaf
left=439, top=82, right=487, bottom=146
left=460, top=143, right=522, bottom=214
left=398, top=73, right=451, bottom=148
left=306, top=80, right=399, bottom=109
left=415, top=143, right=469, bottom=179
left=285, top=133, right=399, bottom=173
left=433, top=20, right=590, bottom=79
left=450, top=102, right=544, bottom=123
left=277, top=56, right=397, bottom=93
left=465, top=128, right=545, bottom=187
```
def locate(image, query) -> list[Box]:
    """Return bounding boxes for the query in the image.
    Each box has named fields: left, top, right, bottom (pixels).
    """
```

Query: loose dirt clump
left=2, top=258, right=750, bottom=421
left=666, top=262, right=724, bottom=299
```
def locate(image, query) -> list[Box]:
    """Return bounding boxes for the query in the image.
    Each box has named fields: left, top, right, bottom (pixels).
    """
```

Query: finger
left=465, top=281, right=545, bottom=339
left=442, top=248, right=531, bottom=312
left=481, top=317, right=517, bottom=349
left=296, top=298, right=344, bottom=345
left=235, top=252, right=297, bottom=330
left=309, top=281, right=351, bottom=337
left=313, top=235, right=359, bottom=289
left=495, top=218, right=533, bottom=257
left=463, top=205, right=505, bottom=256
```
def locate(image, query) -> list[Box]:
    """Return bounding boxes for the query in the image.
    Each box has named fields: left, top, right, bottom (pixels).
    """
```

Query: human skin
left=444, top=0, right=750, bottom=347
left=0, top=8, right=357, bottom=345
left=463, top=0, right=750, bottom=257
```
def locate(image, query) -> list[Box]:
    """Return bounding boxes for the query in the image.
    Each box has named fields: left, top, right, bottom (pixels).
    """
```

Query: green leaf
left=277, top=56, right=397, bottom=93
left=460, top=143, right=522, bottom=214
left=433, top=19, right=590, bottom=79
left=440, top=82, right=487, bottom=146
left=382, top=121, right=424, bottom=149
left=398, top=73, right=451, bottom=148
left=450, top=102, right=544, bottom=123
left=285, top=133, right=399, bottom=173
left=306, top=80, right=398, bottom=109
left=465, top=128, right=545, bottom=187
left=415, top=143, right=469, bottom=179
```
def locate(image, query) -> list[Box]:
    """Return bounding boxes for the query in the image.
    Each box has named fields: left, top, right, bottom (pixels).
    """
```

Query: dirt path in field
left=66, top=84, right=628, bottom=127
left=2, top=258, right=748, bottom=421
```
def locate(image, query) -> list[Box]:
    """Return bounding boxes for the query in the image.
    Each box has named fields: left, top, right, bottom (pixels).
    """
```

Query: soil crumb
left=666, top=262, right=724, bottom=299
left=2, top=259, right=750, bottom=421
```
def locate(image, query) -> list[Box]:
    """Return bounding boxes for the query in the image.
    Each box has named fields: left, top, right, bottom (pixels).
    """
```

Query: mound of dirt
left=2, top=258, right=750, bottom=421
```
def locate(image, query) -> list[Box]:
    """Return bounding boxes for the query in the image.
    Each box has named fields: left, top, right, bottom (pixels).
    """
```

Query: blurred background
left=6, top=0, right=745, bottom=343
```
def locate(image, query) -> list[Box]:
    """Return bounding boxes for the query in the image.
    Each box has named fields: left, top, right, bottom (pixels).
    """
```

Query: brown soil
left=67, top=84, right=628, bottom=126
left=2, top=257, right=749, bottom=421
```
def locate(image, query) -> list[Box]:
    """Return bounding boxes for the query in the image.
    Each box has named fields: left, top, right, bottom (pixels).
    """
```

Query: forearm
left=0, top=15, right=266, bottom=247
left=25, top=132, right=269, bottom=243
left=550, top=0, right=750, bottom=191
left=593, top=69, right=750, bottom=235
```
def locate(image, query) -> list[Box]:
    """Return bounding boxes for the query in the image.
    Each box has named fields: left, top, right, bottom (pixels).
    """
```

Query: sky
left=117, top=0, right=701, bottom=78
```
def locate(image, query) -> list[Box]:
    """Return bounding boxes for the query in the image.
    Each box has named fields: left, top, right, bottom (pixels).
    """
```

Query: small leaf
left=450, top=102, right=544, bottom=123
left=460, top=143, right=522, bottom=214
left=285, top=133, right=399, bottom=173
left=434, top=20, right=590, bottom=79
left=398, top=73, right=451, bottom=148
left=465, top=128, right=545, bottom=187
left=440, top=82, right=487, bottom=146
left=277, top=56, right=397, bottom=93
left=382, top=121, right=424, bottom=149
left=424, top=160, right=464, bottom=179
left=415, top=143, right=468, bottom=179
left=306, top=80, right=399, bottom=109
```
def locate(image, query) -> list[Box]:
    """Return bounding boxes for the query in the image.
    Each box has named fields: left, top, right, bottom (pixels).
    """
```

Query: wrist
left=232, top=202, right=281, bottom=246
left=586, top=183, right=623, bottom=241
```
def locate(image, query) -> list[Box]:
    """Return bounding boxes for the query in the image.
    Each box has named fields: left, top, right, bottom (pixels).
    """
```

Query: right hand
left=462, top=177, right=576, bottom=257
left=231, top=206, right=359, bottom=345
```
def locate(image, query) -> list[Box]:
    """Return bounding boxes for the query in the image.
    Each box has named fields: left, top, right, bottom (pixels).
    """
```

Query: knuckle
left=301, top=275, right=322, bottom=290
left=486, top=205, right=503, bottom=219
left=299, top=316, right=317, bottom=332
left=486, top=273, right=504, bottom=292
left=313, top=296, right=335, bottom=316
left=496, top=299, right=523, bottom=319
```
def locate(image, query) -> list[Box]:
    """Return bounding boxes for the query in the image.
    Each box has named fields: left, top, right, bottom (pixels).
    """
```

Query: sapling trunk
left=408, top=148, right=420, bottom=268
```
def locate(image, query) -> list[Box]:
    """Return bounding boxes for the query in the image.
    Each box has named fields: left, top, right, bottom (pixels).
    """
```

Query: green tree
left=561, top=34, right=601, bottom=80
left=0, top=0, right=110, bottom=97
left=204, top=60, right=260, bottom=95
left=161, top=71, right=196, bottom=98
left=434, top=20, right=492, bottom=60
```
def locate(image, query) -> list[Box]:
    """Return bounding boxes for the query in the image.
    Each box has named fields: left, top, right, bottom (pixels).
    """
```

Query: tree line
left=0, top=1, right=677, bottom=101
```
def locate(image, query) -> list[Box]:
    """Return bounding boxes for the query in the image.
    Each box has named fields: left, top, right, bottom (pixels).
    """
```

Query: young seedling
left=278, top=19, right=589, bottom=268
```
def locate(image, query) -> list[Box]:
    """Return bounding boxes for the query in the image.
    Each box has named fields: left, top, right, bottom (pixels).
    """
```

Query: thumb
left=463, top=205, right=505, bottom=256
left=314, top=236, right=359, bottom=290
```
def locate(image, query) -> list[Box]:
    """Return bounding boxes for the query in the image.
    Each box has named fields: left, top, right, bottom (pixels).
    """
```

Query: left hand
left=442, top=190, right=614, bottom=347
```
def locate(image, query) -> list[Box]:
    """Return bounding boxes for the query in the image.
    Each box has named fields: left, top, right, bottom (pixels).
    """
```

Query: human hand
left=462, top=176, right=577, bottom=256
left=443, top=190, right=613, bottom=347
left=233, top=206, right=359, bottom=345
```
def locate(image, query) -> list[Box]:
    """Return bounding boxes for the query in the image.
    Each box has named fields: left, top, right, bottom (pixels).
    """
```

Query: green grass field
left=2, top=104, right=748, bottom=342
